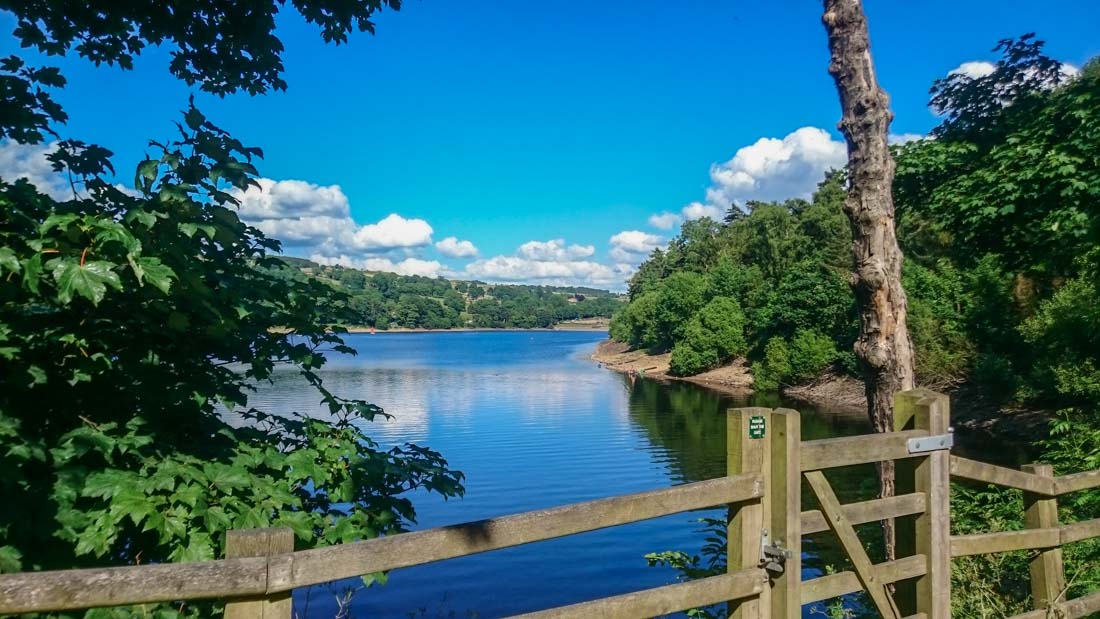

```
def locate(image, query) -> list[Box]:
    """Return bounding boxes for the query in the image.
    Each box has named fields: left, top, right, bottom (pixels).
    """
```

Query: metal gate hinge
left=907, top=429, right=954, bottom=454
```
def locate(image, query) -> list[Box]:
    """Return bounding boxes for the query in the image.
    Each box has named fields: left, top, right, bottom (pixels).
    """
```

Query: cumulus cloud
left=609, top=230, right=663, bottom=263
left=310, top=254, right=445, bottom=277
left=947, top=59, right=1080, bottom=84
left=465, top=238, right=632, bottom=288
left=949, top=61, right=997, bottom=80
left=0, top=141, right=77, bottom=200
left=680, top=127, right=846, bottom=220
left=466, top=256, right=629, bottom=288
left=233, top=178, right=434, bottom=257
left=435, top=236, right=479, bottom=258
left=517, top=238, right=595, bottom=261
left=0, top=140, right=145, bottom=200
left=648, top=211, right=682, bottom=230
left=682, top=201, right=725, bottom=221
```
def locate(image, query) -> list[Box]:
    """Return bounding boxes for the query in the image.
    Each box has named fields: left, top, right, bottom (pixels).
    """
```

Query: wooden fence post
left=224, top=528, right=294, bottom=619
left=1022, top=463, right=1066, bottom=609
left=894, top=389, right=951, bottom=619
left=728, top=408, right=771, bottom=619
left=769, top=409, right=800, bottom=619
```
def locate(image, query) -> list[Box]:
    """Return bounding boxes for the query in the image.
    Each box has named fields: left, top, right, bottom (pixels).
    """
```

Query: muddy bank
left=592, top=340, right=754, bottom=396
left=592, top=339, right=1051, bottom=443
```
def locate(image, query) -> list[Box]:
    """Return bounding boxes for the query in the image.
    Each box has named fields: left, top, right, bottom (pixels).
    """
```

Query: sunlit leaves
left=1, top=100, right=464, bottom=589
left=49, top=259, right=122, bottom=306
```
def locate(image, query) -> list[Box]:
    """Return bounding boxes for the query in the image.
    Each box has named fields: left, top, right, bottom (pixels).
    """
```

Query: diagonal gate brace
left=804, top=470, right=902, bottom=619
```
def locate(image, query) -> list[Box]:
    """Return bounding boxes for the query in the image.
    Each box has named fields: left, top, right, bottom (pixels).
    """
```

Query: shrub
left=751, top=337, right=791, bottom=392
left=787, top=329, right=838, bottom=382
left=695, top=297, right=748, bottom=359
left=669, top=321, right=719, bottom=376
left=904, top=260, right=976, bottom=385
left=654, top=272, right=708, bottom=348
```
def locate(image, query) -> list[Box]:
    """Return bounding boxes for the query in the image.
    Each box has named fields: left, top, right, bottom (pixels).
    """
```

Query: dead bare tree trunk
left=821, top=0, right=916, bottom=560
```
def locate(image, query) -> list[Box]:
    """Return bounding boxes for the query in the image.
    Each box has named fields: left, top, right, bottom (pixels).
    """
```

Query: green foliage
left=669, top=322, right=719, bottom=377
left=0, top=104, right=466, bottom=590
left=654, top=271, right=708, bottom=348
left=617, top=175, right=855, bottom=386
left=751, top=338, right=790, bottom=392
left=787, top=330, right=838, bottom=383
left=304, top=263, right=621, bottom=330
left=903, top=261, right=975, bottom=386
left=949, top=484, right=1031, bottom=618
left=0, top=0, right=469, bottom=611
left=667, top=291, right=748, bottom=377
left=610, top=291, right=660, bottom=349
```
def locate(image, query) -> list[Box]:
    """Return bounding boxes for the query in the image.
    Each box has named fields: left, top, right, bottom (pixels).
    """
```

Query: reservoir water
left=240, top=330, right=928, bottom=617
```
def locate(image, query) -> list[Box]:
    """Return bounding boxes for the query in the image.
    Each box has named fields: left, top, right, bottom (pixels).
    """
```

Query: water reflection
left=237, top=332, right=964, bottom=617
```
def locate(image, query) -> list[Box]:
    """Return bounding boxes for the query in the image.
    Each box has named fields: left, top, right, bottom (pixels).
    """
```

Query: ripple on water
left=235, top=332, right=873, bottom=618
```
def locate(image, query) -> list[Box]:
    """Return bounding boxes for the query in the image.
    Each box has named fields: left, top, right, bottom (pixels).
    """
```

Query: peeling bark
left=821, top=0, right=916, bottom=560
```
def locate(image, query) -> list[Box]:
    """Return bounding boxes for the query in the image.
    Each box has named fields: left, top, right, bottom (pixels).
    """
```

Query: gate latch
left=906, top=429, right=955, bottom=454
left=759, top=529, right=792, bottom=576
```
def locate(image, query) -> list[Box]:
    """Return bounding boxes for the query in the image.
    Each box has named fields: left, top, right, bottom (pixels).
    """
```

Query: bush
left=787, top=329, right=838, bottom=382
left=695, top=297, right=748, bottom=359
left=654, top=272, right=708, bottom=348
left=668, top=297, right=749, bottom=377
left=751, top=337, right=791, bottom=392
left=904, top=260, right=976, bottom=385
left=669, top=321, right=720, bottom=376
left=762, top=260, right=854, bottom=342
left=609, top=291, right=660, bottom=349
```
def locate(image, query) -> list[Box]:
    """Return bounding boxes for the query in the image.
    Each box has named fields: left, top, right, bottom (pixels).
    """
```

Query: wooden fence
left=2, top=388, right=1100, bottom=618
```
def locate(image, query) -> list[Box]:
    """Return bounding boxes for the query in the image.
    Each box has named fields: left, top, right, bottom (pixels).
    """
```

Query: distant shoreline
left=342, top=321, right=610, bottom=334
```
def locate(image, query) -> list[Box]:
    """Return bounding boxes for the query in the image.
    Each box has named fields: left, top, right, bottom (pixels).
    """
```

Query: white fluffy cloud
left=0, top=141, right=76, bottom=200
left=517, top=238, right=595, bottom=261
left=466, top=238, right=632, bottom=288
left=234, top=179, right=434, bottom=257
left=609, top=230, right=663, bottom=263
left=648, top=211, right=682, bottom=230
left=310, top=254, right=445, bottom=277
left=435, top=236, right=479, bottom=258
left=681, top=126, right=847, bottom=220
left=947, top=59, right=1080, bottom=83
left=889, top=133, right=925, bottom=145
left=949, top=61, right=997, bottom=79
left=466, top=256, right=629, bottom=287
left=682, top=201, right=725, bottom=221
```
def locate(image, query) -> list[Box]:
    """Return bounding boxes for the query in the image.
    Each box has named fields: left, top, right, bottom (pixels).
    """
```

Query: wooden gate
left=3, top=388, right=1100, bottom=617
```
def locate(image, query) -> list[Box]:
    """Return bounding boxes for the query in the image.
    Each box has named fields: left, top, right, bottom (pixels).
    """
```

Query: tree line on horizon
left=271, top=258, right=624, bottom=330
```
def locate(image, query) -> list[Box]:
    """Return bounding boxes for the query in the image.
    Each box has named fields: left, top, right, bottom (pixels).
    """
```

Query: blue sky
left=2, top=1, right=1099, bottom=289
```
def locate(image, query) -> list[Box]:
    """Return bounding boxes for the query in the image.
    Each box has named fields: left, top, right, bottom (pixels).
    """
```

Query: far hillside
left=273, top=258, right=623, bottom=330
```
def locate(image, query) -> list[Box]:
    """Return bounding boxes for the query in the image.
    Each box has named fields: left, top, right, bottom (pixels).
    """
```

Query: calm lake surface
left=241, top=331, right=984, bottom=618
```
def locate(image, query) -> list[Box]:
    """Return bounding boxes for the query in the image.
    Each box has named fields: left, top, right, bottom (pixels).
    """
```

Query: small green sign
left=748, top=415, right=766, bottom=439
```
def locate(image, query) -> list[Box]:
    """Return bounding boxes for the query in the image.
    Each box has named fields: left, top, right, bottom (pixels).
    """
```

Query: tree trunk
left=821, top=0, right=916, bottom=561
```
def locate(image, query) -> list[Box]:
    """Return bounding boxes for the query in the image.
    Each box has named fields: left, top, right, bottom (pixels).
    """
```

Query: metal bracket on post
left=759, top=528, right=792, bottom=576
left=906, top=428, right=955, bottom=454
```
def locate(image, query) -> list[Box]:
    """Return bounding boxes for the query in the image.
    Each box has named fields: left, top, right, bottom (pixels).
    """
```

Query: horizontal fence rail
left=950, top=456, right=1100, bottom=497
left=800, top=429, right=930, bottom=471
left=0, top=474, right=764, bottom=615
left=801, top=555, right=927, bottom=606
left=276, top=473, right=764, bottom=591
left=5, top=388, right=1100, bottom=619
left=510, top=568, right=768, bottom=619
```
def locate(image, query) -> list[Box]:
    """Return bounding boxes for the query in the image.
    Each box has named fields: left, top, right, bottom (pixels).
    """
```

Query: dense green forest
left=624, top=37, right=1100, bottom=615
left=612, top=38, right=1099, bottom=424
left=273, top=258, right=623, bottom=329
